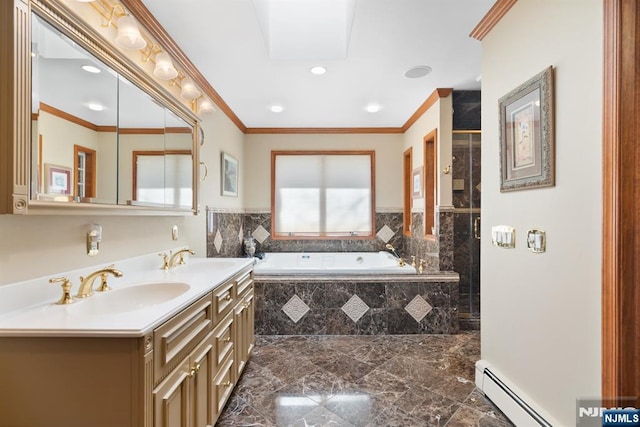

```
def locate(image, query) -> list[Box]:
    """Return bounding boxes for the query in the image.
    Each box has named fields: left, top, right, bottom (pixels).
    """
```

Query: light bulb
left=181, top=78, right=201, bottom=100
left=153, top=51, right=178, bottom=80
left=115, top=15, right=146, bottom=50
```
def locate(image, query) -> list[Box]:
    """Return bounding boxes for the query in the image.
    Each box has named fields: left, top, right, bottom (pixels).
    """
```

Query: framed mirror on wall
left=24, top=7, right=199, bottom=214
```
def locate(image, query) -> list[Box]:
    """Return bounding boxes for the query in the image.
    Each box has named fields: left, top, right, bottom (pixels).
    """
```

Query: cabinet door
left=190, top=331, right=215, bottom=427
left=153, top=358, right=191, bottom=427
left=234, top=300, right=247, bottom=378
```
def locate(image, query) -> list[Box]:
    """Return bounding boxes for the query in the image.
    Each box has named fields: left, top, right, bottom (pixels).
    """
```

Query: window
left=424, top=129, right=437, bottom=236
left=74, top=145, right=96, bottom=199
left=402, top=147, right=413, bottom=236
left=133, top=151, right=193, bottom=207
left=272, top=151, right=375, bottom=239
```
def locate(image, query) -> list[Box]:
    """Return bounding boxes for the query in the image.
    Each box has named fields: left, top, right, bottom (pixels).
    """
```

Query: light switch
left=527, top=229, right=546, bottom=253
left=491, top=225, right=515, bottom=249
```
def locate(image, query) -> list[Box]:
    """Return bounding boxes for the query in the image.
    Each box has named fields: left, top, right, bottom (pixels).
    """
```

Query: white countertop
left=0, top=254, right=254, bottom=338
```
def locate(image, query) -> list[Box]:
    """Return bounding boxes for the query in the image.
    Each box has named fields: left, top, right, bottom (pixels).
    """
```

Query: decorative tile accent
left=252, top=225, right=270, bottom=244
left=376, top=224, right=395, bottom=243
left=213, top=230, right=223, bottom=254
left=282, top=295, right=310, bottom=323
left=341, top=294, right=370, bottom=323
left=405, top=295, right=433, bottom=322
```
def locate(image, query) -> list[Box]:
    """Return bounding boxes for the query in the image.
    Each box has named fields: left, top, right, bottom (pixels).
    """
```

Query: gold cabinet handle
left=474, top=216, right=481, bottom=240
left=223, top=337, right=231, bottom=343
left=224, top=294, right=232, bottom=301
left=188, top=363, right=201, bottom=378
left=221, top=381, right=231, bottom=387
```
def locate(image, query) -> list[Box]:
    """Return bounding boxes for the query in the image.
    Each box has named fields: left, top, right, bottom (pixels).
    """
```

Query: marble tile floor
left=216, top=332, right=513, bottom=427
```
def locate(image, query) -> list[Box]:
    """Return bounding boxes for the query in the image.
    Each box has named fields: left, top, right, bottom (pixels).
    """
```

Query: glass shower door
left=452, top=131, right=481, bottom=330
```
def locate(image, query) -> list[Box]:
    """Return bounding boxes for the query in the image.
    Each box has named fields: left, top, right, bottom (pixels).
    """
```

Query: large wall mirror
left=29, top=11, right=197, bottom=211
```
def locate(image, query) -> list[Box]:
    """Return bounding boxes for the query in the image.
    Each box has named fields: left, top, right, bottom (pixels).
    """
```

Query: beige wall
left=402, top=96, right=453, bottom=212
left=243, top=133, right=404, bottom=211
left=181, top=108, right=246, bottom=257
left=480, top=0, right=602, bottom=425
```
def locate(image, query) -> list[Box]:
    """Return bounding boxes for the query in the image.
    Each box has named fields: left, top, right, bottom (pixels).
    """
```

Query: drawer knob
left=189, top=363, right=201, bottom=377
left=222, top=381, right=231, bottom=387
left=224, top=294, right=232, bottom=302
left=223, top=337, right=231, bottom=343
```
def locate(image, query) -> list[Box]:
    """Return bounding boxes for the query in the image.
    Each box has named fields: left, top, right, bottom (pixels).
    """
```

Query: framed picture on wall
left=499, top=66, right=555, bottom=192
left=44, top=163, right=72, bottom=195
left=221, top=152, right=238, bottom=197
left=412, top=167, right=423, bottom=198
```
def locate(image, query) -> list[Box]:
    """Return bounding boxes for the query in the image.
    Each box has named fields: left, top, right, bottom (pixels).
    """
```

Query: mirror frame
left=0, top=0, right=200, bottom=215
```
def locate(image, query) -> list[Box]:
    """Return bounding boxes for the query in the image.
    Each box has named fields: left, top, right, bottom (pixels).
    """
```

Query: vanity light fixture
left=153, top=51, right=178, bottom=80
left=115, top=15, right=146, bottom=50
left=198, top=97, right=215, bottom=114
left=81, top=65, right=101, bottom=73
left=181, top=78, right=201, bottom=100
left=271, top=105, right=284, bottom=113
left=310, top=66, right=326, bottom=75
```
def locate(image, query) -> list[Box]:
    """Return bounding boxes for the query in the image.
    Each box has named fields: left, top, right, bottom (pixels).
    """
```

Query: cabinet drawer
left=213, top=351, right=235, bottom=417
left=154, top=293, right=213, bottom=385
left=212, top=279, right=234, bottom=322
left=236, top=270, right=253, bottom=298
left=213, top=311, right=234, bottom=367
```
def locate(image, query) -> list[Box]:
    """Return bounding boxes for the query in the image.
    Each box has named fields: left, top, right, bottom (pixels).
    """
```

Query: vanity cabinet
left=0, top=266, right=254, bottom=427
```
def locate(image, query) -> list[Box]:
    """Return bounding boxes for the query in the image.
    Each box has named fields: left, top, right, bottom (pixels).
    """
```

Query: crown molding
left=470, top=0, right=518, bottom=41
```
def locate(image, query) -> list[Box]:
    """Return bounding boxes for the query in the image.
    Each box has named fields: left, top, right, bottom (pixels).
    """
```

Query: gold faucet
left=77, top=265, right=123, bottom=298
left=419, top=259, right=426, bottom=274
left=170, top=248, right=195, bottom=267
left=159, top=252, right=171, bottom=270
left=50, top=277, right=75, bottom=305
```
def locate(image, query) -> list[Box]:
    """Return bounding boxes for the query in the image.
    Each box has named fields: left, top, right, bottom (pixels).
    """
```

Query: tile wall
left=206, top=208, right=455, bottom=274
left=254, top=275, right=459, bottom=335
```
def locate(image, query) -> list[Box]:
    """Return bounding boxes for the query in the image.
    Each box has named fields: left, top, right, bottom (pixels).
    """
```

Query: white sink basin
left=68, top=282, right=191, bottom=316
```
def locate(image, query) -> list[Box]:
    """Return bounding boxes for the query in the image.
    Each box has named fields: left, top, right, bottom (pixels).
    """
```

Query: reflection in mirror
left=31, top=13, right=118, bottom=204
left=119, top=85, right=194, bottom=208
left=117, top=80, right=166, bottom=206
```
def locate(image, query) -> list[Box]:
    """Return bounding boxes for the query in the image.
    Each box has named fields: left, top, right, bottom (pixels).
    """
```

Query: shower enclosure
left=452, top=131, right=481, bottom=330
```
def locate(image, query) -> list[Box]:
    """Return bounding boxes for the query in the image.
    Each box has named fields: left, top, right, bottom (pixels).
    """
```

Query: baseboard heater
left=475, top=360, right=554, bottom=427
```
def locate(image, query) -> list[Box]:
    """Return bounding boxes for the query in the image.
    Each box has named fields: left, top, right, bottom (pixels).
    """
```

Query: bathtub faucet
left=385, top=244, right=400, bottom=259
left=385, top=244, right=406, bottom=267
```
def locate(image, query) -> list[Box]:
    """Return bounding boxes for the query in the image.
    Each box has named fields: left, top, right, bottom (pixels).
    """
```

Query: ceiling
left=141, top=0, right=495, bottom=129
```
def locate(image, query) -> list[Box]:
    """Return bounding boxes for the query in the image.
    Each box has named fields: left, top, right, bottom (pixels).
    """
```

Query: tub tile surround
left=216, top=332, right=514, bottom=426
left=206, top=209, right=243, bottom=257
left=254, top=274, right=459, bottom=335
left=209, top=209, right=405, bottom=257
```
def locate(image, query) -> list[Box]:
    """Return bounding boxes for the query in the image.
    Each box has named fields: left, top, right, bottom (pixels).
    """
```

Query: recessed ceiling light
left=270, top=105, right=284, bottom=113
left=404, top=65, right=432, bottom=79
left=310, top=66, right=327, bottom=75
left=365, top=104, right=382, bottom=113
left=88, top=103, right=104, bottom=111
left=82, top=65, right=101, bottom=74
